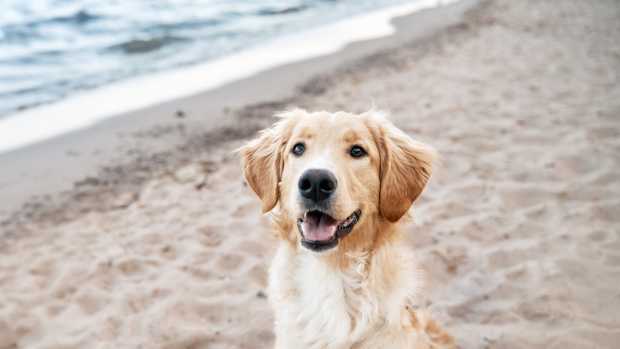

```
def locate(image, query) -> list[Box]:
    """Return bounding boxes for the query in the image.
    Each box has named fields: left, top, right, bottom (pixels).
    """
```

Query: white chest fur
left=268, top=242, right=425, bottom=349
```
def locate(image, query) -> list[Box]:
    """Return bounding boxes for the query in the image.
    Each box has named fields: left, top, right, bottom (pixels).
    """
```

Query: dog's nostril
left=319, top=179, right=335, bottom=193
left=299, top=178, right=312, bottom=191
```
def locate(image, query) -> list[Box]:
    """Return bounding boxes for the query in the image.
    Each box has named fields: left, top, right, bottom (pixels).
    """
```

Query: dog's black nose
left=298, top=169, right=337, bottom=203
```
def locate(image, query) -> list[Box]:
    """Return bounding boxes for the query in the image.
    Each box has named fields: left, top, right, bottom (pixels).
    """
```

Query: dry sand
left=1, top=0, right=620, bottom=348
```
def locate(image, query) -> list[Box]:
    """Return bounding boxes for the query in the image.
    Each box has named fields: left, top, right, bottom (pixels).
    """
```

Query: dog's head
left=240, top=109, right=434, bottom=253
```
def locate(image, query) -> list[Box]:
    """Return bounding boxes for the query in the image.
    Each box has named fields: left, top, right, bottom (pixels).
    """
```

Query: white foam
left=0, top=0, right=457, bottom=154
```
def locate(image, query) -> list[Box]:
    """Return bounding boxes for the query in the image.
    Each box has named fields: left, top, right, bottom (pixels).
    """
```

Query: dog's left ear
left=239, top=118, right=290, bottom=213
left=373, top=122, right=435, bottom=222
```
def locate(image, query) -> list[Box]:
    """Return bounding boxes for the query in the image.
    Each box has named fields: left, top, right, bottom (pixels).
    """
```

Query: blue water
left=0, top=0, right=411, bottom=118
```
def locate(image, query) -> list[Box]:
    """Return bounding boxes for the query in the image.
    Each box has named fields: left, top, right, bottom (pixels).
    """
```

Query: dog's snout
left=298, top=169, right=337, bottom=203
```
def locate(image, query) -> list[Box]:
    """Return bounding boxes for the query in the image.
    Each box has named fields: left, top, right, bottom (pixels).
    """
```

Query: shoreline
left=0, top=0, right=478, bottom=224
left=0, top=0, right=460, bottom=153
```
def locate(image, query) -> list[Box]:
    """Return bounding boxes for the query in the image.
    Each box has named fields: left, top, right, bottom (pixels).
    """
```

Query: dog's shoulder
left=404, top=307, right=456, bottom=349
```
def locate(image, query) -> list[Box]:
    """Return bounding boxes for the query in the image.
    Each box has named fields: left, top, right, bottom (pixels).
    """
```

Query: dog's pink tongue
left=302, top=214, right=337, bottom=241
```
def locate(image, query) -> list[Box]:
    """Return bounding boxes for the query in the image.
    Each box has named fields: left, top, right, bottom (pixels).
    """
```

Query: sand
left=1, top=0, right=620, bottom=348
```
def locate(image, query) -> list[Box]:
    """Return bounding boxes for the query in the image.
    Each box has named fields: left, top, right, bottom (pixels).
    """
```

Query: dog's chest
left=270, top=247, right=390, bottom=348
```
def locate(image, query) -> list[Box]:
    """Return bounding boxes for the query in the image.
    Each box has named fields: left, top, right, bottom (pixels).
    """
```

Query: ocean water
left=0, top=0, right=415, bottom=118
left=0, top=0, right=454, bottom=153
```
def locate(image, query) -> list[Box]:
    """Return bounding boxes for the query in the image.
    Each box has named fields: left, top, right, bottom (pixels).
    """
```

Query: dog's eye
left=292, top=142, right=305, bottom=156
left=350, top=145, right=366, bottom=158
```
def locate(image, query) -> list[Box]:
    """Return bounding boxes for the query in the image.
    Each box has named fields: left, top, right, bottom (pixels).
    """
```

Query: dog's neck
left=269, top=225, right=426, bottom=347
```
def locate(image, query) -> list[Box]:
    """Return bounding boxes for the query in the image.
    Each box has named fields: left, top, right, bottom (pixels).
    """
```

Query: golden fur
left=240, top=109, right=454, bottom=348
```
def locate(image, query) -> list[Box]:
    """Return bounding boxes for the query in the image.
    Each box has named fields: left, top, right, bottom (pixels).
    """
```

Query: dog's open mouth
left=297, top=209, right=361, bottom=252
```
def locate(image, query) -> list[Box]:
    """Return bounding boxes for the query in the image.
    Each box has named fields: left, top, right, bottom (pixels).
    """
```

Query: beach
left=1, top=0, right=620, bottom=348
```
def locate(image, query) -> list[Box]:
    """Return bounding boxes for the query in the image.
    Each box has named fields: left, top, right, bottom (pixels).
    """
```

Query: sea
left=0, top=0, right=451, bottom=153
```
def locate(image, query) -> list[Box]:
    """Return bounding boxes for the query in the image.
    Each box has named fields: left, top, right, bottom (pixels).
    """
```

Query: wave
left=109, top=36, right=187, bottom=55
left=45, top=10, right=101, bottom=25
left=257, top=5, right=309, bottom=16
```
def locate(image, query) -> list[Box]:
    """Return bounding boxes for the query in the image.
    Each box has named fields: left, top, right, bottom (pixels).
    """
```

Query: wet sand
left=1, top=0, right=620, bottom=348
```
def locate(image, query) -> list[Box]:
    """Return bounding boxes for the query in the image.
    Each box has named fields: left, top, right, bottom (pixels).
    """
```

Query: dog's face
left=279, top=112, right=380, bottom=252
left=240, top=109, right=434, bottom=253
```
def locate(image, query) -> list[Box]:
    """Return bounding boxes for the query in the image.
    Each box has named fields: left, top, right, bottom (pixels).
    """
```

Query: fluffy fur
left=240, top=109, right=454, bottom=349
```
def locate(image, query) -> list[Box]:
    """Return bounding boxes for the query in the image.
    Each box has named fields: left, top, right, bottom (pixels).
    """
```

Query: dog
left=240, top=109, right=454, bottom=349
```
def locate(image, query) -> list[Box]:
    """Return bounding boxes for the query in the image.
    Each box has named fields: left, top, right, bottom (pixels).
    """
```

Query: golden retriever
left=240, top=109, right=454, bottom=349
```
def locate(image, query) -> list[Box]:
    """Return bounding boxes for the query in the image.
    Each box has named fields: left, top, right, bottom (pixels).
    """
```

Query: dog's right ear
left=238, top=117, right=292, bottom=213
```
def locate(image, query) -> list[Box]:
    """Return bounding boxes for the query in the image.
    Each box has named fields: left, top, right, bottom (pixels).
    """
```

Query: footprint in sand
left=159, top=245, right=177, bottom=260
left=198, top=226, right=223, bottom=248
left=216, top=253, right=244, bottom=272
left=246, top=264, right=268, bottom=288
left=116, top=258, right=144, bottom=275
left=500, top=185, right=555, bottom=211
left=0, top=319, right=18, bottom=349
left=160, top=333, right=211, bottom=349
left=602, top=253, right=620, bottom=268
left=590, top=201, right=620, bottom=224
left=75, top=288, right=106, bottom=315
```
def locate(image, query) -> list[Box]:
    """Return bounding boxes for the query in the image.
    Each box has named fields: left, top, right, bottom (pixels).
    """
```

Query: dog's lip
left=297, top=209, right=361, bottom=251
